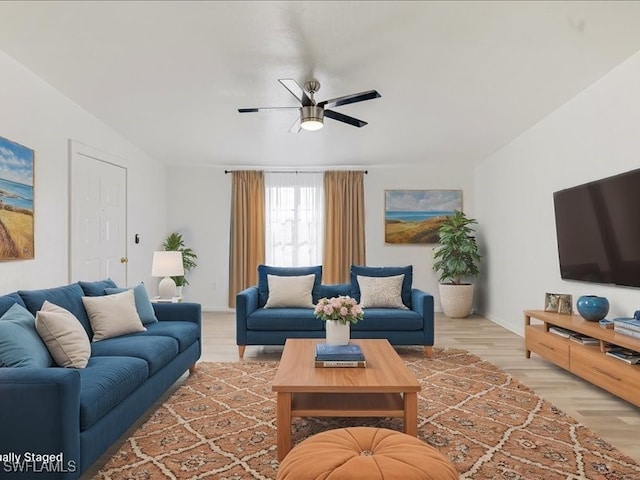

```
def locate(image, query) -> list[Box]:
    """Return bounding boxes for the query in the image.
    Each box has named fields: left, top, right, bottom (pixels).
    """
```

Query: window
left=265, top=172, right=324, bottom=266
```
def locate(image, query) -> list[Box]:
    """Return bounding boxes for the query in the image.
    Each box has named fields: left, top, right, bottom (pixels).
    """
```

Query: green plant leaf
left=163, top=232, right=198, bottom=286
left=432, top=211, right=481, bottom=284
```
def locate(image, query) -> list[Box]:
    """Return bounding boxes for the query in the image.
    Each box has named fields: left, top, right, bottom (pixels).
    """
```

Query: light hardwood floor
left=201, top=311, right=640, bottom=463
left=84, top=311, right=640, bottom=478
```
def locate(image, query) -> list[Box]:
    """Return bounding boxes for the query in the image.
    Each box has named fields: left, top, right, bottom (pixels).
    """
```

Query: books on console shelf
left=569, top=333, right=599, bottom=345
left=548, top=326, right=575, bottom=338
left=314, top=360, right=366, bottom=368
left=605, top=347, right=640, bottom=365
left=613, top=325, right=640, bottom=340
left=613, top=317, right=640, bottom=333
left=315, top=343, right=365, bottom=361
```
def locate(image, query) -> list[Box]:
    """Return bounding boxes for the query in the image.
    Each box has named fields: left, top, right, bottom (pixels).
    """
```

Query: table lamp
left=151, top=251, right=184, bottom=299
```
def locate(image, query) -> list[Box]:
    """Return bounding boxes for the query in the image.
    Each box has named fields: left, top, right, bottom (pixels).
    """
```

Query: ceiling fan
left=238, top=79, right=381, bottom=132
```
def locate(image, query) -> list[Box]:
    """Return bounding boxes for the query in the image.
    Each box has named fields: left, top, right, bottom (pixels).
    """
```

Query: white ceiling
left=1, top=1, right=640, bottom=169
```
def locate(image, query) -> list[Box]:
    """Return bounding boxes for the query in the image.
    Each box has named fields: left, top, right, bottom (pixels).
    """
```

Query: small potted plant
left=432, top=211, right=481, bottom=318
left=162, top=232, right=198, bottom=295
left=314, top=296, right=364, bottom=345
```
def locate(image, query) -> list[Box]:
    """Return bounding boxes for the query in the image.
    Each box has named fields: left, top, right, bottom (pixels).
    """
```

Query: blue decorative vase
left=576, top=295, right=609, bottom=321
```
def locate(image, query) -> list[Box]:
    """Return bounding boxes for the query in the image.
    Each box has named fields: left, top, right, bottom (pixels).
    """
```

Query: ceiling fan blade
left=238, top=107, right=301, bottom=113
left=278, top=78, right=314, bottom=107
left=324, top=109, right=368, bottom=128
left=318, top=90, right=381, bottom=109
left=288, top=116, right=302, bottom=133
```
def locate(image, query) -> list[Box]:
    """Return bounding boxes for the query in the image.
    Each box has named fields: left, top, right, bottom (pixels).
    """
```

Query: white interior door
left=70, top=141, right=127, bottom=286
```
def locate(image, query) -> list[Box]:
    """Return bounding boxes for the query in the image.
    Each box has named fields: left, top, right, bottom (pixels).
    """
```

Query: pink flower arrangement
left=314, top=296, right=364, bottom=325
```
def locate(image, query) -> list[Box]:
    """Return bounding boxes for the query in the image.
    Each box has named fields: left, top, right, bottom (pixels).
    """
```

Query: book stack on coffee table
left=314, top=343, right=366, bottom=368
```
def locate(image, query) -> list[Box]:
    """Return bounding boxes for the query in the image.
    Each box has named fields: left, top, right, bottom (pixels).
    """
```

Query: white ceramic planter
left=439, top=283, right=474, bottom=318
left=325, top=320, right=350, bottom=345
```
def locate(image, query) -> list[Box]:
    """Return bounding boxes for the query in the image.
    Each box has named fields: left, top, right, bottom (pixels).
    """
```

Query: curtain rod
left=224, top=169, right=368, bottom=174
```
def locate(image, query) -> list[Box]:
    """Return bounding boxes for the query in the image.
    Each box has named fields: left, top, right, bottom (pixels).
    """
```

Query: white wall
left=168, top=162, right=474, bottom=311
left=0, top=51, right=168, bottom=294
left=476, top=49, right=640, bottom=335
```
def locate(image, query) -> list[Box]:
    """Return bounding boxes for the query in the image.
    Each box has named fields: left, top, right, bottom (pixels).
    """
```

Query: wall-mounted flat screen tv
left=553, top=168, right=640, bottom=288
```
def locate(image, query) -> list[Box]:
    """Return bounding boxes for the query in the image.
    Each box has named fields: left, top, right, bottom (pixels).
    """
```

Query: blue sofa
left=236, top=265, right=434, bottom=358
left=0, top=280, right=201, bottom=480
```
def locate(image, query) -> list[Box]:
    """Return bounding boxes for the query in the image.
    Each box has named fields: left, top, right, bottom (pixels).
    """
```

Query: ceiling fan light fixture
left=300, top=106, right=324, bottom=131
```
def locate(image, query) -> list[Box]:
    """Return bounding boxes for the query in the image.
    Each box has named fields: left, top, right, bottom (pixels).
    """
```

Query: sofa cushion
left=78, top=278, right=118, bottom=296
left=257, top=265, right=322, bottom=308
left=20, top=283, right=93, bottom=336
left=128, top=321, right=200, bottom=352
left=90, top=335, right=179, bottom=375
left=82, top=289, right=146, bottom=341
left=105, top=283, right=158, bottom=324
left=0, top=292, right=26, bottom=316
left=247, top=308, right=325, bottom=331
left=357, top=274, right=409, bottom=310
left=0, top=303, right=53, bottom=368
left=350, top=308, right=423, bottom=331
left=36, top=301, right=92, bottom=368
left=264, top=274, right=315, bottom=308
left=318, top=284, right=351, bottom=298
left=350, top=265, right=413, bottom=308
left=78, top=355, right=148, bottom=430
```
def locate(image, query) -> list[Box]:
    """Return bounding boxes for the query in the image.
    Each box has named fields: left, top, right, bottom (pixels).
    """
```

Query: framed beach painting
left=385, top=189, right=462, bottom=244
left=0, top=136, right=34, bottom=259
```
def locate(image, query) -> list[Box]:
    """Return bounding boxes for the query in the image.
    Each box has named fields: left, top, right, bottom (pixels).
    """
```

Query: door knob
left=120, top=257, right=128, bottom=264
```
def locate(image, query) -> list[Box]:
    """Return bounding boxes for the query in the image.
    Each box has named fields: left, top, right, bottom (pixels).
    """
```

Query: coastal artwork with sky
left=385, top=189, right=462, bottom=244
left=0, top=135, right=34, bottom=259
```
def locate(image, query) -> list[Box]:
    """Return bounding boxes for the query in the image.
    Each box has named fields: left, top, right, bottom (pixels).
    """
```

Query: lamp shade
left=151, top=251, right=184, bottom=277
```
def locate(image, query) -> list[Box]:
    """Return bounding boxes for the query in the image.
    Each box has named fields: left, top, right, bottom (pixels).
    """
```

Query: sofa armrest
left=0, top=368, right=81, bottom=478
left=411, top=288, right=435, bottom=345
left=153, top=302, right=202, bottom=326
left=236, top=286, right=259, bottom=345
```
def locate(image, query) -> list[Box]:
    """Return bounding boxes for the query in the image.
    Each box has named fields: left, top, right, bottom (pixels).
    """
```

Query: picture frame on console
left=544, top=293, right=572, bottom=315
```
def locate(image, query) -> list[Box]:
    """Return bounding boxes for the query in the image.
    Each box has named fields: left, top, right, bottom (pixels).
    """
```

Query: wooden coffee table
left=272, top=338, right=421, bottom=460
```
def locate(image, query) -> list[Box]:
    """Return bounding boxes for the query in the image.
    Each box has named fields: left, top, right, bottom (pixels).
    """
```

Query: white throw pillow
left=264, top=274, right=315, bottom=308
left=82, top=289, right=146, bottom=342
left=357, top=274, right=409, bottom=309
left=35, top=301, right=91, bottom=368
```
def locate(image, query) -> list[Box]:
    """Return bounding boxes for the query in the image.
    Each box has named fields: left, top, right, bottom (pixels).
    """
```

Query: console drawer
left=525, top=325, right=570, bottom=370
left=570, top=346, right=640, bottom=407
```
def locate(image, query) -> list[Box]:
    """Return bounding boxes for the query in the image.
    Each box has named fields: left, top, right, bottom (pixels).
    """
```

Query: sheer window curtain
left=265, top=172, right=324, bottom=267
left=323, top=170, right=366, bottom=283
left=228, top=171, right=265, bottom=307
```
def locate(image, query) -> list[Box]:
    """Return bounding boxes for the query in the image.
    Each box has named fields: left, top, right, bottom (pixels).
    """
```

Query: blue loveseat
left=0, top=280, right=201, bottom=480
left=236, top=265, right=434, bottom=358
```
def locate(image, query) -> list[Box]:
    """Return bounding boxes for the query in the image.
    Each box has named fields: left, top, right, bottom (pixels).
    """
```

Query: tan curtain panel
left=323, top=171, right=366, bottom=284
left=228, top=171, right=265, bottom=307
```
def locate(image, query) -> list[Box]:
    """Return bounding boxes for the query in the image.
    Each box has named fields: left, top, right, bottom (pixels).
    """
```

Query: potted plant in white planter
left=432, top=211, right=481, bottom=318
left=162, top=232, right=198, bottom=296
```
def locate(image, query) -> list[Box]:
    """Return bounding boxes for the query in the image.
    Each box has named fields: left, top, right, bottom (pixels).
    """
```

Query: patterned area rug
left=94, top=348, right=640, bottom=479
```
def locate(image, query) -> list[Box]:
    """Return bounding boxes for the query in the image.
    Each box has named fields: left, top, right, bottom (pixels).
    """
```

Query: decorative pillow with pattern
left=357, top=274, right=409, bottom=309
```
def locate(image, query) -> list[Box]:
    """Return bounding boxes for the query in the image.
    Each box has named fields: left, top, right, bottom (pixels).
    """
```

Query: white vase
left=325, top=320, right=350, bottom=346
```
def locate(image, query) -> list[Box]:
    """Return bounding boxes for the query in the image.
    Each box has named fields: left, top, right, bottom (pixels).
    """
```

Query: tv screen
left=553, top=168, right=640, bottom=288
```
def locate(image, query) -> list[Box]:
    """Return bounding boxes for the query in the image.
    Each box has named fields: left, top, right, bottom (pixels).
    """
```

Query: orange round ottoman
left=276, top=427, right=457, bottom=480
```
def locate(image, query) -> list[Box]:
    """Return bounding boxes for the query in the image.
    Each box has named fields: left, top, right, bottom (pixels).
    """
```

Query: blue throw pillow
left=350, top=265, right=413, bottom=308
left=0, top=303, right=53, bottom=368
left=0, top=292, right=26, bottom=317
left=78, top=278, right=118, bottom=296
left=257, top=265, right=323, bottom=308
left=105, top=283, right=158, bottom=325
